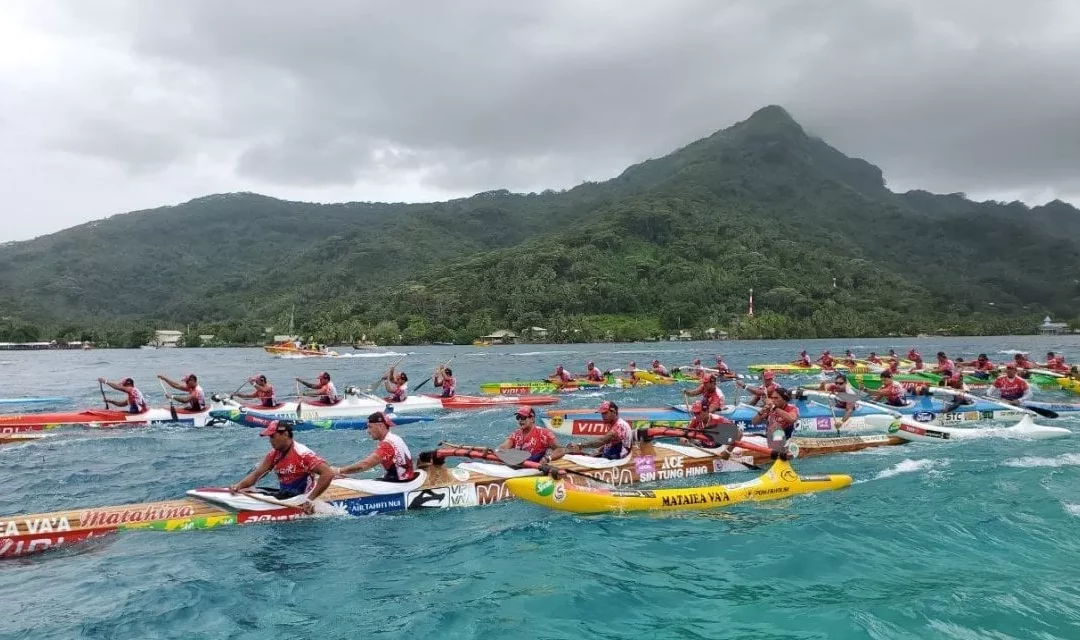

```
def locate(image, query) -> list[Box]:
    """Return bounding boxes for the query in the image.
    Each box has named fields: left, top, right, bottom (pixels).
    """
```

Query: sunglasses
left=515, top=415, right=529, bottom=422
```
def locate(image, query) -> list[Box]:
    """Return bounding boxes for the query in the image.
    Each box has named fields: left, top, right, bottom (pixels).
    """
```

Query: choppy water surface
left=2, top=336, right=1080, bottom=639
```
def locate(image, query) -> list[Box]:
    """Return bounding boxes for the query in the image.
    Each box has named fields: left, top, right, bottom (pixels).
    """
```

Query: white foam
left=1003, top=452, right=1080, bottom=468
left=874, top=458, right=942, bottom=480
left=998, top=349, right=1027, bottom=355
left=507, top=351, right=578, bottom=357
left=1065, top=504, right=1080, bottom=517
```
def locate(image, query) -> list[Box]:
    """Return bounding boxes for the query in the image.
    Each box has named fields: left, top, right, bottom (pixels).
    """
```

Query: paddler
left=549, top=364, right=575, bottom=390
left=566, top=400, right=633, bottom=460
left=297, top=371, right=340, bottom=405
left=888, top=349, right=898, bottom=360
left=684, top=372, right=725, bottom=411
left=907, top=348, right=920, bottom=361
left=689, top=358, right=706, bottom=379
left=650, top=359, right=671, bottom=377
left=932, top=352, right=956, bottom=375
left=1043, top=351, right=1068, bottom=373
left=333, top=412, right=417, bottom=482
left=687, top=400, right=735, bottom=431
left=232, top=374, right=277, bottom=408
left=866, top=352, right=882, bottom=365
left=498, top=406, right=565, bottom=463
left=815, top=350, right=836, bottom=369
left=624, top=361, right=642, bottom=384
left=988, top=364, right=1032, bottom=404
left=962, top=354, right=996, bottom=379
left=736, top=370, right=777, bottom=407
left=792, top=350, right=812, bottom=367
left=433, top=366, right=456, bottom=398
left=817, top=372, right=855, bottom=424
left=885, top=359, right=901, bottom=375
left=229, top=420, right=334, bottom=513
left=1012, top=353, right=1036, bottom=370
left=714, top=355, right=732, bottom=377
left=751, top=387, right=799, bottom=451
left=383, top=367, right=409, bottom=402
left=864, top=370, right=908, bottom=406
left=939, top=370, right=974, bottom=412
left=842, top=350, right=857, bottom=367
left=909, top=352, right=925, bottom=371
left=158, top=373, right=206, bottom=411
left=582, top=361, right=606, bottom=383
left=98, top=377, right=148, bottom=413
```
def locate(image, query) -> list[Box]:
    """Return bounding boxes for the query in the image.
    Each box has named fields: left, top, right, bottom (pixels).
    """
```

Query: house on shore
left=1039, top=316, right=1068, bottom=335
left=482, top=330, right=519, bottom=345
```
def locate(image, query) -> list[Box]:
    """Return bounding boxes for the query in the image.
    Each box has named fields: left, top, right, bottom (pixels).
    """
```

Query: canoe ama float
left=505, top=458, right=852, bottom=514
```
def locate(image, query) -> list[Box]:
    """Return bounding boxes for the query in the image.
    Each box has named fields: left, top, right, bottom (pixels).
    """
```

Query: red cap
left=691, top=400, right=704, bottom=412
left=763, top=371, right=776, bottom=380
left=598, top=400, right=614, bottom=413
left=515, top=406, right=533, bottom=418
left=259, top=420, right=290, bottom=437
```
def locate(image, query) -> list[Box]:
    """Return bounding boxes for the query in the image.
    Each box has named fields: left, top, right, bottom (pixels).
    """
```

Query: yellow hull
left=1059, top=378, right=1080, bottom=394
left=505, top=458, right=851, bottom=514
left=631, top=370, right=675, bottom=385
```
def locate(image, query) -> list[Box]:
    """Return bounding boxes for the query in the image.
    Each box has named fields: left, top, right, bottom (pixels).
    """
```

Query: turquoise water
left=2, top=336, right=1080, bottom=639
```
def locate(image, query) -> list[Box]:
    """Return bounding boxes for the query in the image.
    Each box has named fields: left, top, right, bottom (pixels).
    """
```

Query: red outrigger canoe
left=428, top=394, right=559, bottom=409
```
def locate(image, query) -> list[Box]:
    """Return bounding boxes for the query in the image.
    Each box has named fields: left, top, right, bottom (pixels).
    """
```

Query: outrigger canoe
left=480, top=374, right=644, bottom=395
left=541, top=400, right=901, bottom=437
left=1058, top=378, right=1080, bottom=394
left=887, top=415, right=1070, bottom=442
left=747, top=363, right=876, bottom=375
left=506, top=457, right=852, bottom=514
left=0, top=428, right=895, bottom=559
left=428, top=394, right=559, bottom=409
left=263, top=343, right=339, bottom=357
left=210, top=410, right=435, bottom=431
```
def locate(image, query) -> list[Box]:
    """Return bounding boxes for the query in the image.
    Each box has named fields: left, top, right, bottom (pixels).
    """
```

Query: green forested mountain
left=1, top=105, right=1078, bottom=345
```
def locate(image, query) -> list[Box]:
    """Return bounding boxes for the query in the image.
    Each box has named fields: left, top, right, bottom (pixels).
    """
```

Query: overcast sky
left=2, top=0, right=1079, bottom=242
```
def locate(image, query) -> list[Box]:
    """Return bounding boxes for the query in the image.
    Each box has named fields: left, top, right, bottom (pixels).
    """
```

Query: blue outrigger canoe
left=209, top=408, right=435, bottom=431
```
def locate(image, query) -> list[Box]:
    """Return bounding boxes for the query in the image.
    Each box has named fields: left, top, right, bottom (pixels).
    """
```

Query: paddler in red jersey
left=907, top=348, right=920, bottom=361
left=98, top=377, right=148, bottom=414
left=842, top=350, right=858, bottom=367
left=1012, top=353, right=1037, bottom=370
left=498, top=406, right=565, bottom=463
left=582, top=361, right=606, bottom=383
left=158, top=373, right=206, bottom=411
left=687, top=400, right=735, bottom=430
left=566, top=400, right=633, bottom=460
left=684, top=372, right=725, bottom=411
left=650, top=359, right=671, bottom=377
left=866, top=352, right=882, bottom=364
left=624, top=361, right=643, bottom=385
left=938, top=369, right=974, bottom=412
left=549, top=364, right=575, bottom=390
left=297, top=371, right=340, bottom=405
left=751, top=387, right=799, bottom=448
left=932, top=352, right=956, bottom=375
left=232, top=374, right=277, bottom=408
left=815, top=350, right=836, bottom=369
left=792, top=351, right=812, bottom=367
left=382, top=367, right=409, bottom=402
left=736, top=370, right=777, bottom=407
left=909, top=352, right=925, bottom=371
left=230, top=421, right=334, bottom=512
left=433, top=366, right=456, bottom=398
left=961, top=354, right=995, bottom=379
left=334, top=412, right=417, bottom=482
left=989, top=364, right=1032, bottom=404
left=817, top=372, right=856, bottom=424
left=865, top=370, right=908, bottom=406
left=1042, top=352, right=1068, bottom=373
left=688, top=358, right=706, bottom=379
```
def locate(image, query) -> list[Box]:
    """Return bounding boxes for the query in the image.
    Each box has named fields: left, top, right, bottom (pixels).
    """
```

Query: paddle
left=295, top=380, right=304, bottom=420
left=158, top=378, right=179, bottom=422
left=927, top=387, right=1058, bottom=419
left=367, top=355, right=407, bottom=394
left=687, top=423, right=761, bottom=470
left=414, top=355, right=457, bottom=394
left=98, top=380, right=108, bottom=409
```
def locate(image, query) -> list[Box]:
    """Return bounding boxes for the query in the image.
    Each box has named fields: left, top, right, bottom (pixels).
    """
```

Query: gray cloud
left=2, top=0, right=1079, bottom=241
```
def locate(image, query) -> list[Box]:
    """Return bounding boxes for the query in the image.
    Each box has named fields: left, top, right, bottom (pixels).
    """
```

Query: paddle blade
left=700, top=423, right=740, bottom=446
left=493, top=449, right=531, bottom=467
left=835, top=392, right=861, bottom=404
left=1025, top=405, right=1059, bottom=419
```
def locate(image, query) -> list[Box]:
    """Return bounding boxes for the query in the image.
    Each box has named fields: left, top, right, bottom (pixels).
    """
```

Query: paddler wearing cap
left=817, top=372, right=856, bottom=424
left=382, top=367, right=409, bottom=402
left=498, top=407, right=565, bottom=463
left=988, top=364, right=1032, bottom=404
left=684, top=372, right=725, bottom=411
left=792, top=351, right=811, bottom=367
left=650, top=359, right=671, bottom=377
left=297, top=371, right=340, bottom=405
left=98, top=377, right=148, bottom=413
left=566, top=401, right=633, bottom=460
left=548, top=364, right=575, bottom=390
left=229, top=420, right=334, bottom=513
left=736, top=370, right=777, bottom=407
left=333, top=412, right=418, bottom=482
left=232, top=374, right=277, bottom=408
left=433, top=366, right=456, bottom=398
left=157, top=373, right=206, bottom=411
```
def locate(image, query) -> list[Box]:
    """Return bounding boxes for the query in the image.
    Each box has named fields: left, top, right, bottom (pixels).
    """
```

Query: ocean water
left=2, top=336, right=1080, bottom=639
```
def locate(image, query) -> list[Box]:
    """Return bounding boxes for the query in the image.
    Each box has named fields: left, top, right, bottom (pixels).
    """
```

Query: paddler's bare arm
left=99, top=378, right=125, bottom=392
left=306, top=462, right=335, bottom=501
left=567, top=431, right=617, bottom=452
left=157, top=374, right=185, bottom=390
left=230, top=458, right=274, bottom=492
left=335, top=451, right=381, bottom=476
